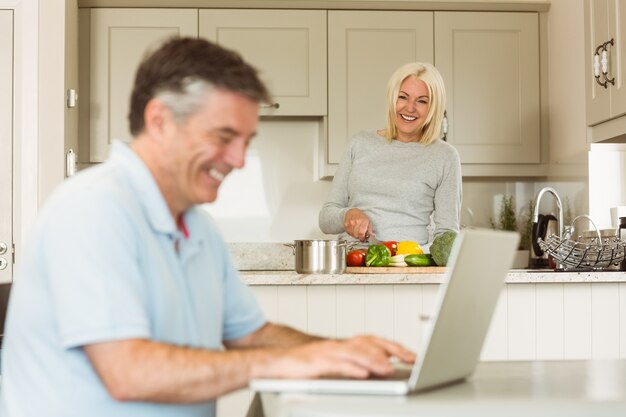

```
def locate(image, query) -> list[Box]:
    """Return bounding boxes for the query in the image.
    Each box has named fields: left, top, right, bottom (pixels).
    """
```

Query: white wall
left=204, top=118, right=333, bottom=242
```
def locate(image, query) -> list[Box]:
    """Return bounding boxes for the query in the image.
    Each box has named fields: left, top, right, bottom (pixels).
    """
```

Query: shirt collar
left=109, top=140, right=179, bottom=237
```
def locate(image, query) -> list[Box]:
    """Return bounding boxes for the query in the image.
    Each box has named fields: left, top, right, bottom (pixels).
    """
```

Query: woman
left=319, top=62, right=461, bottom=245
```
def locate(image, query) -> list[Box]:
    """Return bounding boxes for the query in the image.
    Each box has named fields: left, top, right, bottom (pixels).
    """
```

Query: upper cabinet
left=584, top=0, right=626, bottom=141
left=327, top=11, right=434, bottom=164
left=435, top=12, right=540, bottom=164
left=325, top=10, right=540, bottom=172
left=199, top=9, right=327, bottom=116
left=84, top=6, right=543, bottom=174
left=88, top=9, right=198, bottom=162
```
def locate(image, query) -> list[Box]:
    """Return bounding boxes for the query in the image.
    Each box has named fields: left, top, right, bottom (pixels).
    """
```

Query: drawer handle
left=260, top=102, right=280, bottom=109
left=593, top=39, right=615, bottom=89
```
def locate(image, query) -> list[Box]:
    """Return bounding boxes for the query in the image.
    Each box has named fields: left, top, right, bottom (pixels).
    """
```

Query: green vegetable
left=365, top=244, right=391, bottom=267
left=430, top=231, right=458, bottom=266
left=404, top=253, right=436, bottom=267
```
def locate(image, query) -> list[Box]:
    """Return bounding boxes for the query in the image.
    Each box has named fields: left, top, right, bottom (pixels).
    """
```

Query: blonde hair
left=383, top=62, right=446, bottom=145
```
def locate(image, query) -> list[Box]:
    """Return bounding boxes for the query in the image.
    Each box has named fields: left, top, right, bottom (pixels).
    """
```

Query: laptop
left=250, top=229, right=520, bottom=396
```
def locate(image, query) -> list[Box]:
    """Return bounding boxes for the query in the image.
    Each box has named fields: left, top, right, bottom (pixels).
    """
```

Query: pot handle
left=283, top=243, right=295, bottom=254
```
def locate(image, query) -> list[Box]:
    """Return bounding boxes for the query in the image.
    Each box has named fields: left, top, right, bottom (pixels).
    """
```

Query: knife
left=365, top=232, right=381, bottom=245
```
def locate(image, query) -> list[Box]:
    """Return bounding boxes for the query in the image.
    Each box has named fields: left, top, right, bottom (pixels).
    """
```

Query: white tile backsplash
left=205, top=119, right=587, bottom=242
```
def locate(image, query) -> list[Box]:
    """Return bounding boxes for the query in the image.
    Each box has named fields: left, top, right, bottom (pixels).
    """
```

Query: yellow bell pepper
left=396, top=241, right=423, bottom=255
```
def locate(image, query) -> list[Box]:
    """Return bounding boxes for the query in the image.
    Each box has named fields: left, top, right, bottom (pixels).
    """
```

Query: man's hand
left=83, top=325, right=416, bottom=404
left=344, top=208, right=373, bottom=242
left=250, top=335, right=416, bottom=380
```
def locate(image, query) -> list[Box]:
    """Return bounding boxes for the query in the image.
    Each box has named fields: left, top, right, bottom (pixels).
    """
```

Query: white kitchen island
left=215, top=268, right=626, bottom=417
left=248, top=360, right=626, bottom=417
left=240, top=269, right=626, bottom=362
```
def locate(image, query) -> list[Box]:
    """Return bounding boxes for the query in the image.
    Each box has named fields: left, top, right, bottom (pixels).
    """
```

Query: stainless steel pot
left=288, top=240, right=347, bottom=274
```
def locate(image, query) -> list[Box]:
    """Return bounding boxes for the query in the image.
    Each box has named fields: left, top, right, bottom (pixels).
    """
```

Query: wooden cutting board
left=346, top=266, right=447, bottom=274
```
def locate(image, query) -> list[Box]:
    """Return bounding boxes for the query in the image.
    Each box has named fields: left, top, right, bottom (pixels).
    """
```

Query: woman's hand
left=344, top=208, right=373, bottom=242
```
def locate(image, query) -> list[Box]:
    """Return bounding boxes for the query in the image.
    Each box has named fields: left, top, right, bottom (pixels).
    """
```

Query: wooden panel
left=199, top=9, right=327, bottom=116
left=591, top=283, right=620, bottom=359
left=435, top=12, right=539, bottom=163
left=335, top=285, right=365, bottom=338
left=392, top=285, right=423, bottom=351
left=584, top=0, right=611, bottom=125
left=507, top=284, right=536, bottom=360
left=248, top=282, right=623, bottom=366
left=481, top=289, right=508, bottom=361
left=277, top=286, right=308, bottom=332
left=421, top=284, right=440, bottom=318
left=307, top=286, right=337, bottom=338
left=609, top=0, right=626, bottom=119
left=89, top=9, right=198, bottom=162
left=327, top=11, right=434, bottom=164
left=619, top=284, right=626, bottom=359
left=0, top=10, right=13, bottom=285
left=251, top=286, right=279, bottom=322
left=563, top=284, right=592, bottom=359
left=364, top=285, right=395, bottom=340
left=536, top=284, right=564, bottom=360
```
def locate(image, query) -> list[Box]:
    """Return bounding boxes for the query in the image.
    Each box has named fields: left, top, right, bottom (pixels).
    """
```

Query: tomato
left=381, top=241, right=398, bottom=256
left=346, top=249, right=367, bottom=267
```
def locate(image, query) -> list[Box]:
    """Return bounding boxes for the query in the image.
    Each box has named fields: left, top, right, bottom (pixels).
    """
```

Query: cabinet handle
left=593, top=39, right=616, bottom=89
left=260, top=102, right=280, bottom=109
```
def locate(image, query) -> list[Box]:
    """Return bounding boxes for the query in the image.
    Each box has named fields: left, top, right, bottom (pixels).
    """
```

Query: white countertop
left=240, top=269, right=626, bottom=285
left=252, top=360, right=626, bottom=417
left=229, top=242, right=626, bottom=285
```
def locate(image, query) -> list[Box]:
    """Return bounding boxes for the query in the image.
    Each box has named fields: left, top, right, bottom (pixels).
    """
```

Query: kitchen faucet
left=533, top=187, right=564, bottom=239
left=533, top=187, right=564, bottom=269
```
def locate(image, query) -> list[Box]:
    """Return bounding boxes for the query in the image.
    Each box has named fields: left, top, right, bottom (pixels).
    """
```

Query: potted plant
left=490, top=195, right=533, bottom=269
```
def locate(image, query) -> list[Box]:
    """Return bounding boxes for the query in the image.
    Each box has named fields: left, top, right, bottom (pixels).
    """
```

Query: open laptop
left=250, top=229, right=520, bottom=396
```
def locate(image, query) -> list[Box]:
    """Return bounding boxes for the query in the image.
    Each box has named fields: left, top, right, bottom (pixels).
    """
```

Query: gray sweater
left=319, top=131, right=462, bottom=244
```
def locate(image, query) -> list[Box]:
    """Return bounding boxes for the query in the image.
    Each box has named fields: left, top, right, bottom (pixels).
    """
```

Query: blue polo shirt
left=0, top=141, right=266, bottom=417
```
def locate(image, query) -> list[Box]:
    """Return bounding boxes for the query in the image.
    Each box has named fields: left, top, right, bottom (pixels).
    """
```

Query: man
left=0, top=38, right=414, bottom=416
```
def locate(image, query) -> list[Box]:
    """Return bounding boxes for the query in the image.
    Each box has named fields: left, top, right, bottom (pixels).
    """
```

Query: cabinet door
left=0, top=10, right=13, bottom=284
left=89, top=9, right=198, bottom=162
left=327, top=11, right=434, bottom=164
left=199, top=9, right=327, bottom=116
left=585, top=0, right=612, bottom=126
left=435, top=12, right=540, bottom=164
left=609, top=0, right=626, bottom=120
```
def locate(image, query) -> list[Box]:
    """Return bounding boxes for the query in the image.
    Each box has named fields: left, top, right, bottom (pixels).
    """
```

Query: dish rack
left=537, top=214, right=626, bottom=270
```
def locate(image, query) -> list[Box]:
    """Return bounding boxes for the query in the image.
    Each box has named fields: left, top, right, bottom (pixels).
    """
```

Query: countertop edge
left=240, top=270, right=626, bottom=285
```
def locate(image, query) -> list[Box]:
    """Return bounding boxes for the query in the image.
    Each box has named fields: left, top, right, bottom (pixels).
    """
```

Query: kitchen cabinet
left=324, top=10, right=541, bottom=174
left=327, top=11, right=434, bottom=164
left=199, top=9, right=327, bottom=116
left=0, top=10, right=13, bottom=285
left=584, top=0, right=626, bottom=142
left=87, top=9, right=198, bottom=162
left=435, top=12, right=540, bottom=164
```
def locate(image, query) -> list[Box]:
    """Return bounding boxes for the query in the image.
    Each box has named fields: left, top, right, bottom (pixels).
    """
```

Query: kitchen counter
left=240, top=269, right=626, bottom=285
left=250, top=360, right=626, bottom=417
left=228, top=243, right=626, bottom=285
left=228, top=242, right=626, bottom=286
